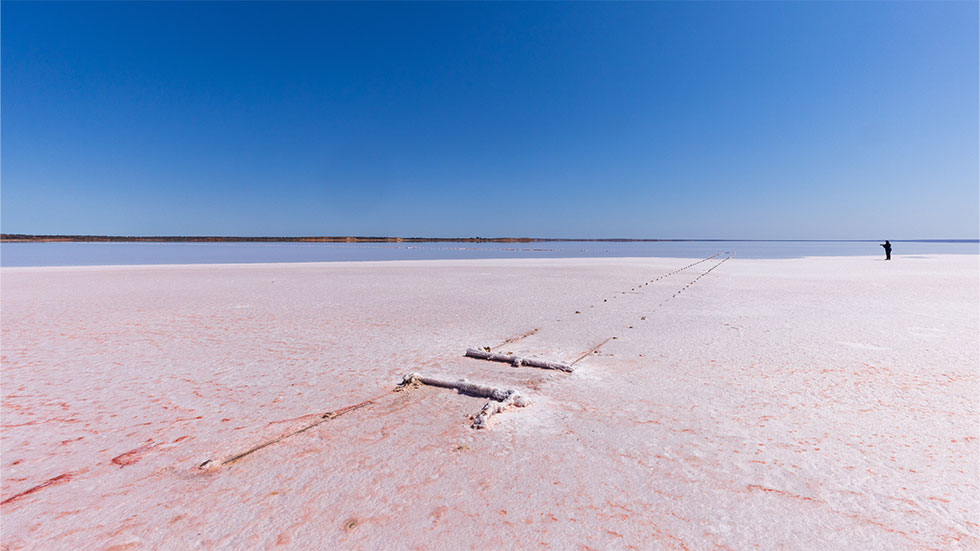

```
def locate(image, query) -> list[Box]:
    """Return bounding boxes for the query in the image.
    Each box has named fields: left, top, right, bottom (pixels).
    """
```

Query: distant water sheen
left=1, top=240, right=977, bottom=267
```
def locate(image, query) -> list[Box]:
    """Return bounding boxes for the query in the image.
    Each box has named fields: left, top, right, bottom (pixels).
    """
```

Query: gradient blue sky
left=2, top=1, right=977, bottom=238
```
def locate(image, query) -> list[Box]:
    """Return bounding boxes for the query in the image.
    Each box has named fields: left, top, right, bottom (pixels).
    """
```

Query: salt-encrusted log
left=472, top=391, right=530, bottom=429
left=399, top=372, right=515, bottom=401
left=464, top=348, right=523, bottom=366
left=521, top=357, right=574, bottom=373
left=464, top=348, right=574, bottom=373
left=399, top=372, right=529, bottom=429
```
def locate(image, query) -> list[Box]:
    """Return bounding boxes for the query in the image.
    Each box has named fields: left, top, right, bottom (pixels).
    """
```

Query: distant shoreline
left=1, top=234, right=976, bottom=244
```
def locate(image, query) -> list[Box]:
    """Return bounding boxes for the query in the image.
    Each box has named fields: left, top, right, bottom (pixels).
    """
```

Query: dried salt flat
left=1, top=255, right=977, bottom=549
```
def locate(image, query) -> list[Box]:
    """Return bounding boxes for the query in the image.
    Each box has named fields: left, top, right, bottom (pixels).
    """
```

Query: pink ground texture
left=1, top=254, right=977, bottom=550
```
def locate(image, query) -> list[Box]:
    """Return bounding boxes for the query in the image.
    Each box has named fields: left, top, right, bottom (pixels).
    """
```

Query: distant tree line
left=1, top=234, right=721, bottom=243
left=0, top=234, right=541, bottom=243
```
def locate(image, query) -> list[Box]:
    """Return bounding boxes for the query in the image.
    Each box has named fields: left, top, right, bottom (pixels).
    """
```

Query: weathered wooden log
left=399, top=372, right=529, bottom=429
left=472, top=390, right=529, bottom=429
left=400, top=372, right=521, bottom=401
left=464, top=348, right=574, bottom=373
left=464, top=348, right=522, bottom=366
left=521, top=357, right=574, bottom=373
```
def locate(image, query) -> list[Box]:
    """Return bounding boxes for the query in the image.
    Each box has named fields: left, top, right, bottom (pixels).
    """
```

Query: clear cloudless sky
left=2, top=1, right=977, bottom=239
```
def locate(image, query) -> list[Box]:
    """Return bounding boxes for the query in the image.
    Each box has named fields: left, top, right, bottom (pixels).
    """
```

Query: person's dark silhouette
left=880, top=240, right=892, bottom=260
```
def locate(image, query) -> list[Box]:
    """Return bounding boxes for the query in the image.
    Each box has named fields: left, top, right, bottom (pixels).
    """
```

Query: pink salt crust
left=1, top=255, right=977, bottom=549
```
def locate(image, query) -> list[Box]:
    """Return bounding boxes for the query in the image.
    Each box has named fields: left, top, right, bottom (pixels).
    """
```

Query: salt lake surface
left=2, top=255, right=977, bottom=549
left=2, top=240, right=977, bottom=267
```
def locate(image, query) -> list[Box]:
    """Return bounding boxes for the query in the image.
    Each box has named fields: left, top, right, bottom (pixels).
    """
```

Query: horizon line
left=2, top=234, right=978, bottom=244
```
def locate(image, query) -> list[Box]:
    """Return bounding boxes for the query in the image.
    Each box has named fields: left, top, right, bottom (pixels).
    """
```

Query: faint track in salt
left=489, top=328, right=540, bottom=351
left=568, top=252, right=733, bottom=365
left=474, top=253, right=724, bottom=356
left=570, top=337, right=617, bottom=367
left=198, top=390, right=395, bottom=470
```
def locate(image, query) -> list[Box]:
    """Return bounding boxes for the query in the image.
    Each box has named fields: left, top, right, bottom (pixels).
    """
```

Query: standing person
left=880, top=240, right=892, bottom=260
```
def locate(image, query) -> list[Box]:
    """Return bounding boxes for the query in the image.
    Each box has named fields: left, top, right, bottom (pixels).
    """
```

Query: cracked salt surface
left=1, top=255, right=977, bottom=549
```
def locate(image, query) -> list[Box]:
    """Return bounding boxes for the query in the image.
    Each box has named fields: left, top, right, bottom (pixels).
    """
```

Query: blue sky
left=2, top=1, right=977, bottom=239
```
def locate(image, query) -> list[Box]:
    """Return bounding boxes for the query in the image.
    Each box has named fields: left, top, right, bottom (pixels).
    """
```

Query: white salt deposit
left=1, top=255, right=977, bottom=549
